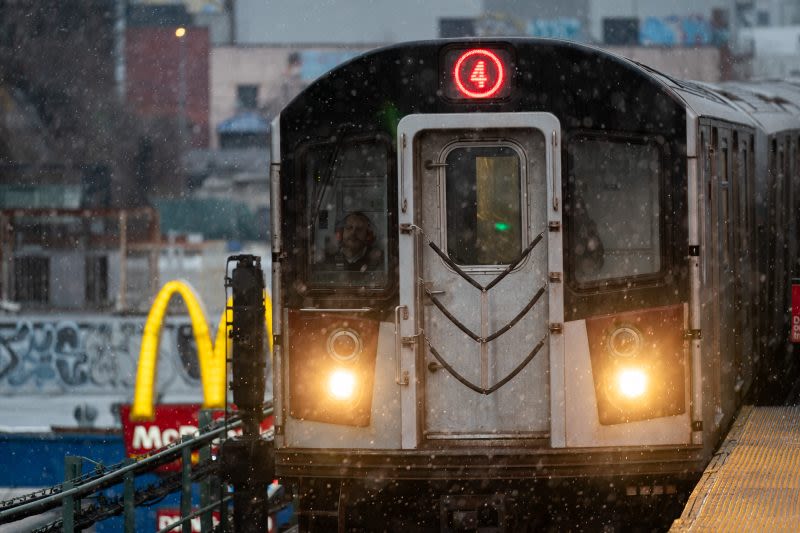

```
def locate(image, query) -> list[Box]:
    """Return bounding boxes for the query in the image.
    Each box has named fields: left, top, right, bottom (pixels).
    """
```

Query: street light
left=175, top=27, right=187, bottom=148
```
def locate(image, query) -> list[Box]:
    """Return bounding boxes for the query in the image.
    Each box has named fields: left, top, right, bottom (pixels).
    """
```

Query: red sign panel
left=453, top=49, right=505, bottom=98
left=792, top=282, right=800, bottom=343
left=119, top=404, right=274, bottom=472
left=156, top=509, right=221, bottom=533
left=156, top=508, right=276, bottom=533
left=442, top=47, right=513, bottom=101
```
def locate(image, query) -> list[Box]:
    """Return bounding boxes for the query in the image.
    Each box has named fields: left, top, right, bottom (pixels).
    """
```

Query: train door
left=795, top=136, right=800, bottom=277
left=773, top=136, right=791, bottom=334
left=730, top=133, right=746, bottom=389
left=396, top=113, right=564, bottom=446
left=734, top=134, right=754, bottom=388
left=714, top=129, right=737, bottom=414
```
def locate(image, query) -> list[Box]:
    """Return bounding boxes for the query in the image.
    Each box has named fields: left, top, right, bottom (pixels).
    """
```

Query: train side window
left=444, top=145, right=523, bottom=265
left=566, top=136, right=663, bottom=286
left=721, top=143, right=730, bottom=266
left=303, top=139, right=391, bottom=289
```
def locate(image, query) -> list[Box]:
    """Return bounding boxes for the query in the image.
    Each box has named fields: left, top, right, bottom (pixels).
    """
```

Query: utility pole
left=226, top=0, right=236, bottom=44
left=175, top=26, right=188, bottom=149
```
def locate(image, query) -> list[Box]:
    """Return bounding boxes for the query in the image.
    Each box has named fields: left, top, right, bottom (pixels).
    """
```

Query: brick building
left=126, top=26, right=210, bottom=148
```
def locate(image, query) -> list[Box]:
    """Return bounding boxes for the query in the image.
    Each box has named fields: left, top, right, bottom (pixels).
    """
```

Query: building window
left=439, top=18, right=476, bottom=38
left=13, top=256, right=49, bottom=303
left=236, top=84, right=259, bottom=110
left=603, top=18, right=640, bottom=45
left=85, top=255, right=108, bottom=306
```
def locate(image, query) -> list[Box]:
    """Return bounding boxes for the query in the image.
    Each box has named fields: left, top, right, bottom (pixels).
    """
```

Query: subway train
left=267, top=39, right=800, bottom=530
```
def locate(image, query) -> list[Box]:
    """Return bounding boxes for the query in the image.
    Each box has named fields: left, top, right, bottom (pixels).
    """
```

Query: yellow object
left=617, top=368, right=647, bottom=399
left=131, top=280, right=273, bottom=420
left=328, top=369, right=356, bottom=400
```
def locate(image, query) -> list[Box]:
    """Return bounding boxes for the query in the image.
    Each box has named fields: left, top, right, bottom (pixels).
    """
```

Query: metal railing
left=0, top=404, right=285, bottom=532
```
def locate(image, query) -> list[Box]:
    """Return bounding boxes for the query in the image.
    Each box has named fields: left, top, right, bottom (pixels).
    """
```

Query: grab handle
left=394, top=305, right=410, bottom=386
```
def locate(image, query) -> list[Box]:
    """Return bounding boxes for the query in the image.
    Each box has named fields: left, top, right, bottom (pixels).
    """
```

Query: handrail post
left=181, top=442, right=192, bottom=533
left=123, top=458, right=135, bottom=533
left=199, top=409, right=214, bottom=532
left=63, top=456, right=83, bottom=533
left=219, top=479, right=229, bottom=532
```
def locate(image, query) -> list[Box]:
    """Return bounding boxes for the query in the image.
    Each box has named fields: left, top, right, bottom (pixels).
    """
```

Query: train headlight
left=328, top=369, right=357, bottom=400
left=608, top=326, right=642, bottom=358
left=288, top=311, right=379, bottom=427
left=327, top=329, right=362, bottom=361
left=617, top=368, right=647, bottom=399
left=586, top=305, right=687, bottom=425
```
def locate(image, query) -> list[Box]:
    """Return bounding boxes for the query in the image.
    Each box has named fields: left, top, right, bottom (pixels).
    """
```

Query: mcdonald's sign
left=131, top=279, right=273, bottom=420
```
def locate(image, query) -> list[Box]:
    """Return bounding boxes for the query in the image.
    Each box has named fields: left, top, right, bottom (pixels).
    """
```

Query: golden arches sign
left=131, top=279, right=273, bottom=420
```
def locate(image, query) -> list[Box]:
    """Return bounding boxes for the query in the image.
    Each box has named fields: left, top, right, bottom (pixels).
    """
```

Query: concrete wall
left=741, top=25, right=800, bottom=55
left=0, top=315, right=202, bottom=429
left=607, top=45, right=723, bottom=81
left=588, top=0, right=730, bottom=43
left=233, top=0, right=482, bottom=44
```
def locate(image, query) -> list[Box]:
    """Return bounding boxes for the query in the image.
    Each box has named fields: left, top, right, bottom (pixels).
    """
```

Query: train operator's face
left=342, top=215, right=370, bottom=257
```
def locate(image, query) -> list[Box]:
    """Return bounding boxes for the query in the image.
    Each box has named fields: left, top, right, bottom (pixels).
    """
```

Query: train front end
left=270, top=39, right=704, bottom=527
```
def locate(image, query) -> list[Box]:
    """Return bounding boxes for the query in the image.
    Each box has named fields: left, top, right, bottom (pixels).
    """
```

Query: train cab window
left=444, top=145, right=523, bottom=265
left=567, top=136, right=663, bottom=286
left=303, top=139, right=390, bottom=289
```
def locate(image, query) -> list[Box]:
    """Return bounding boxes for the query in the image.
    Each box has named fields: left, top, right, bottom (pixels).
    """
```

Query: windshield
left=567, top=136, right=663, bottom=286
left=303, top=139, right=390, bottom=289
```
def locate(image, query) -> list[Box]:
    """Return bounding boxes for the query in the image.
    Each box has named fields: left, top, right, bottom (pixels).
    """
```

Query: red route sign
left=453, top=48, right=506, bottom=99
left=792, top=282, right=800, bottom=343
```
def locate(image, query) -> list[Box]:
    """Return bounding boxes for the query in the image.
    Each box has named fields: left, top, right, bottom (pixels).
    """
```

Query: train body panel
left=281, top=320, right=402, bottom=449
left=266, top=38, right=800, bottom=527
left=563, top=317, right=692, bottom=448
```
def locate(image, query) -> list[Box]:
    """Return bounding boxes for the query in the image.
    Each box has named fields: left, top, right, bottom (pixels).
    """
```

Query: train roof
left=283, top=39, right=800, bottom=142
left=635, top=62, right=800, bottom=134
left=280, top=39, right=691, bottom=149
left=707, top=80, right=800, bottom=134
left=628, top=66, right=755, bottom=128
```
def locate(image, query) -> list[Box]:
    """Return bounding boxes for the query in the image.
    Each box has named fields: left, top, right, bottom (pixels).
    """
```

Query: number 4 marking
left=470, top=60, right=488, bottom=89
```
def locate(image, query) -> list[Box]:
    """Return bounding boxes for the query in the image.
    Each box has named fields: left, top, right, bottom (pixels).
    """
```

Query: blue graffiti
left=5, top=322, right=58, bottom=387
left=527, top=18, right=583, bottom=41
left=640, top=15, right=713, bottom=46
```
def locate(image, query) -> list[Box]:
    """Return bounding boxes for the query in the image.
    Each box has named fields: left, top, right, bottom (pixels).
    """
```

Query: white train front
left=266, top=39, right=800, bottom=530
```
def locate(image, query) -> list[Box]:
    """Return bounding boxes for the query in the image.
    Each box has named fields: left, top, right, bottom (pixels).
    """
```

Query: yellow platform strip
left=672, top=405, right=800, bottom=532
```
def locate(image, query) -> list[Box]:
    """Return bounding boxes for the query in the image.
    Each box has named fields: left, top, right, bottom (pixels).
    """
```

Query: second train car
left=268, top=39, right=800, bottom=530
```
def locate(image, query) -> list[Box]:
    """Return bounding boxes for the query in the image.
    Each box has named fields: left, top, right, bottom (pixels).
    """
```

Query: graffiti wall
left=527, top=18, right=583, bottom=40
left=0, top=315, right=202, bottom=397
left=640, top=15, right=725, bottom=46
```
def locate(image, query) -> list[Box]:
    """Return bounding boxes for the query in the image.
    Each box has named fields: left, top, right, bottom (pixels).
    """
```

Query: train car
left=268, top=39, right=800, bottom=530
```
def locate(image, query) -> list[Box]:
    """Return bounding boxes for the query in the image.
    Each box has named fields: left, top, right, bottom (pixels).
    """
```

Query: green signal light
left=494, top=222, right=510, bottom=232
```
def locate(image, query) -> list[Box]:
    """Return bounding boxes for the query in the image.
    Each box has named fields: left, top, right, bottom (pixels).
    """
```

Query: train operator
left=327, top=211, right=384, bottom=272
